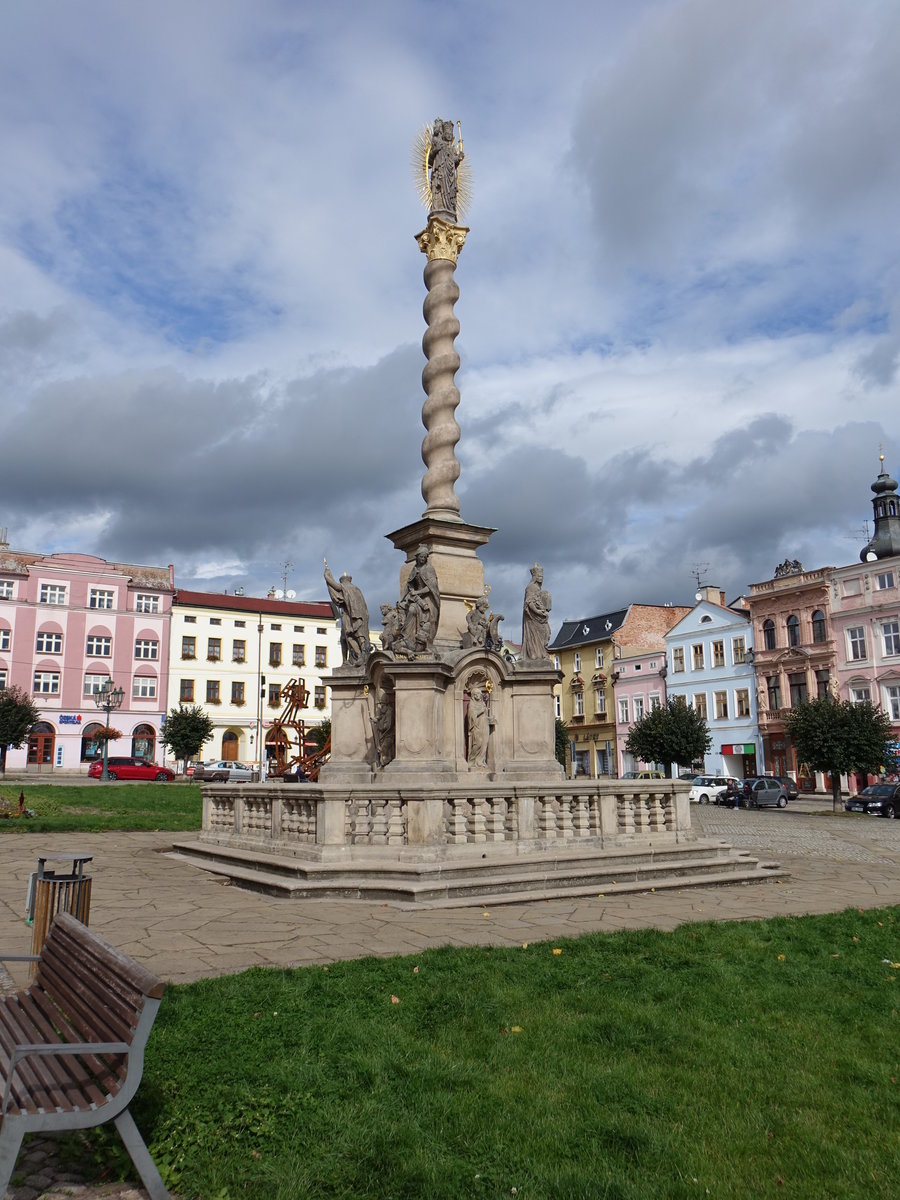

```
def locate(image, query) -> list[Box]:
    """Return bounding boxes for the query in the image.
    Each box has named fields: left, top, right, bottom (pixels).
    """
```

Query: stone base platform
left=169, top=838, right=783, bottom=908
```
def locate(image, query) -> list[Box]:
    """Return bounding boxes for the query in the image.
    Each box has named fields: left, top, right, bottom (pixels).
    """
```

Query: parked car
left=766, top=775, right=799, bottom=801
left=845, top=783, right=900, bottom=819
left=688, top=775, right=739, bottom=804
left=87, top=757, right=174, bottom=782
left=621, top=770, right=664, bottom=780
left=678, top=772, right=701, bottom=782
left=192, top=760, right=255, bottom=783
left=732, top=777, right=789, bottom=808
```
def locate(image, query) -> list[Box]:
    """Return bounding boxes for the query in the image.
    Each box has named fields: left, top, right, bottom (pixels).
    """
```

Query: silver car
left=193, top=760, right=254, bottom=783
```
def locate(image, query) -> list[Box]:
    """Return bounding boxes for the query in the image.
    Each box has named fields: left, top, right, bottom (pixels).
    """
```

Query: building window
left=573, top=652, right=582, bottom=672
left=294, top=625, right=304, bottom=633
left=789, top=673, right=808, bottom=707
left=732, top=636, right=746, bottom=664
left=877, top=571, right=895, bottom=590
left=763, top=619, right=776, bottom=650
left=269, top=642, right=282, bottom=667
left=135, top=593, right=160, bottom=613
left=35, top=631, right=62, bottom=654
left=882, top=621, right=900, bottom=657
left=314, top=685, right=326, bottom=708
left=134, top=639, right=159, bottom=660
left=207, top=637, right=222, bottom=661
left=0, top=580, right=14, bottom=599
left=180, top=679, right=195, bottom=703
left=710, top=640, right=724, bottom=668
left=292, top=644, right=305, bottom=666
left=618, top=698, right=629, bottom=724
left=271, top=623, right=282, bottom=631
left=595, top=648, right=603, bottom=669
left=316, top=627, right=327, bottom=635
left=693, top=694, right=708, bottom=719
left=86, top=635, right=112, bottom=657
left=0, top=629, right=9, bottom=652
left=233, top=639, right=246, bottom=662
left=554, top=694, right=561, bottom=719
left=39, top=584, right=66, bottom=605
left=133, top=676, right=157, bottom=699
left=315, top=646, right=327, bottom=668
left=33, top=671, right=60, bottom=694
left=633, top=697, right=645, bottom=720
left=268, top=683, right=281, bottom=707
left=736, top=689, right=750, bottom=717
left=231, top=681, right=245, bottom=705
left=886, top=685, right=900, bottom=720
left=850, top=686, right=871, bottom=706
left=575, top=692, right=584, bottom=717
left=210, top=617, right=221, bottom=625
left=206, top=680, right=220, bottom=704
left=594, top=690, right=606, bottom=715
left=811, top=610, right=826, bottom=644
left=816, top=669, right=831, bottom=699
left=714, top=691, right=729, bottom=720
left=184, top=614, right=197, bottom=623
left=235, top=620, right=246, bottom=628
left=553, top=655, right=560, bottom=670
left=767, top=676, right=781, bottom=710
left=0, top=669, right=6, bottom=688
left=83, top=673, right=109, bottom=696
left=786, top=615, right=800, bottom=647
left=89, top=588, right=115, bottom=610
left=691, top=644, right=704, bottom=670
left=181, top=635, right=196, bottom=659
left=672, top=647, right=685, bottom=673
left=847, top=626, right=867, bottom=661
left=649, top=693, right=661, bottom=711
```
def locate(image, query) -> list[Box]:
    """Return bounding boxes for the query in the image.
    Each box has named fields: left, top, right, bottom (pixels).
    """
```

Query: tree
left=163, top=705, right=215, bottom=769
left=625, top=699, right=711, bottom=778
left=554, top=717, right=569, bottom=769
left=784, top=698, right=893, bottom=811
left=0, top=686, right=41, bottom=775
left=309, top=718, right=331, bottom=751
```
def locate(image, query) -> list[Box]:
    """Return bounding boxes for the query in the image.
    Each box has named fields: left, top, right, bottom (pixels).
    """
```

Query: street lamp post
left=94, top=680, right=125, bottom=782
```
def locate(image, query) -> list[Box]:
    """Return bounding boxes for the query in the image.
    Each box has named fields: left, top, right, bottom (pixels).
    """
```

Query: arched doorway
left=28, top=722, right=55, bottom=766
left=132, top=724, right=156, bottom=760
left=80, top=722, right=106, bottom=763
left=222, top=730, right=239, bottom=761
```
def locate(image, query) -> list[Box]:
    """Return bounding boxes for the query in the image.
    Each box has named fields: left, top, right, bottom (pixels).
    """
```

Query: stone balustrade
left=201, top=780, right=693, bottom=858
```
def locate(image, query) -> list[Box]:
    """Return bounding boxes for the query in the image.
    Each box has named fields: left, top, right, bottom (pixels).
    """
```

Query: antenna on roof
left=690, top=563, right=710, bottom=589
left=845, top=522, right=871, bottom=541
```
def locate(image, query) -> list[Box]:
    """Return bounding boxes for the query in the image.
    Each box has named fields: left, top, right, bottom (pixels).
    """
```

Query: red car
left=88, top=756, right=174, bottom=782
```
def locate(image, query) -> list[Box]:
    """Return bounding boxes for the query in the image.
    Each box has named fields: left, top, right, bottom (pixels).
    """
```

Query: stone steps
left=168, top=839, right=785, bottom=907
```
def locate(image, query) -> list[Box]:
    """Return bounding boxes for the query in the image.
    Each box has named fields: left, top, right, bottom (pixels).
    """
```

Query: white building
left=166, top=590, right=341, bottom=770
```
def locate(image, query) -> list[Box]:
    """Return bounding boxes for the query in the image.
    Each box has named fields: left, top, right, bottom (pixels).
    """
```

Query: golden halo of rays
left=411, top=121, right=472, bottom=220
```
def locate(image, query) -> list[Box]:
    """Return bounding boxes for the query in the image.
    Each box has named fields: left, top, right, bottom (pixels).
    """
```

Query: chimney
left=0, top=527, right=8, bottom=551
left=697, top=585, right=726, bottom=606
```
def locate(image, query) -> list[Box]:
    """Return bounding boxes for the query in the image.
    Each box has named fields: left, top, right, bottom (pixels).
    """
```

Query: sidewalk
left=2, top=807, right=899, bottom=1198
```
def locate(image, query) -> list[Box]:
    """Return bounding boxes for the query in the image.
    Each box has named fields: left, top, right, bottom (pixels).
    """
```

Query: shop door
left=28, top=723, right=55, bottom=765
left=222, top=731, right=239, bottom=761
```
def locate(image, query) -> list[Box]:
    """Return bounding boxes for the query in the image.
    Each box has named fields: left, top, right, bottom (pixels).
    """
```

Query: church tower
left=860, top=454, right=900, bottom=561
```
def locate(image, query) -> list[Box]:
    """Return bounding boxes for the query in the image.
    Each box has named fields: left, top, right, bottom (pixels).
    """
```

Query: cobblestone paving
left=693, top=806, right=900, bottom=863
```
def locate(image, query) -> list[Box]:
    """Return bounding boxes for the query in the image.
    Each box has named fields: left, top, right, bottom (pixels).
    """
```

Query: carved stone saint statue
left=428, top=118, right=464, bottom=222
left=398, top=544, right=441, bottom=655
left=380, top=603, right=403, bottom=653
left=466, top=685, right=490, bottom=768
left=461, top=595, right=490, bottom=649
left=373, top=689, right=395, bottom=767
left=521, top=564, right=552, bottom=661
left=324, top=560, right=371, bottom=666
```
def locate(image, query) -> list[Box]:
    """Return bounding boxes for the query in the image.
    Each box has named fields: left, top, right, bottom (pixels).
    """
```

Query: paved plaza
left=2, top=804, right=899, bottom=1198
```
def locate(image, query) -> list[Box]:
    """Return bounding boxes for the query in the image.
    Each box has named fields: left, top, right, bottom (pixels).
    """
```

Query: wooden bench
left=0, top=912, right=169, bottom=1199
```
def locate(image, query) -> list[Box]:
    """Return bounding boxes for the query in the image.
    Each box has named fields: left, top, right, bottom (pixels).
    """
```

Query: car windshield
left=862, top=784, right=894, bottom=797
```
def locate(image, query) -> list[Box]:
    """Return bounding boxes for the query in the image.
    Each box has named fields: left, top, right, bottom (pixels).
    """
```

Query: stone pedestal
left=317, top=665, right=374, bottom=785
left=380, top=657, right=456, bottom=784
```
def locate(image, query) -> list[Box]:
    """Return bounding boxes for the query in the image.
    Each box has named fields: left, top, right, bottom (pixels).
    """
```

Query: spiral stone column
left=416, top=217, right=468, bottom=521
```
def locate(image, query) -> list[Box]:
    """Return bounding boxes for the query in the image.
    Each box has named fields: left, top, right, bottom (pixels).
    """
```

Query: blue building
left=664, top=586, right=759, bottom=778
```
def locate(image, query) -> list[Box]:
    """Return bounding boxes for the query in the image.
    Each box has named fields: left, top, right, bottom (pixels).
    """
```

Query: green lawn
left=0, top=782, right=202, bottom=832
left=73, top=906, right=900, bottom=1199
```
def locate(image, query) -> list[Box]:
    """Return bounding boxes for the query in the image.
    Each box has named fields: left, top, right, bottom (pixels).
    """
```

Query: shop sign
left=721, top=743, right=754, bottom=755
left=59, top=714, right=83, bottom=725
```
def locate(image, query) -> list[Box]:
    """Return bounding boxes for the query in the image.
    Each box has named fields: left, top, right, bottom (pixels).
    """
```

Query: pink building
left=613, top=646, right=668, bottom=774
left=0, top=539, right=174, bottom=772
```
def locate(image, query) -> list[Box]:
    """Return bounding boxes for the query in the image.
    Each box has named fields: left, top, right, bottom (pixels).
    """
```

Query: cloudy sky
left=2, top=0, right=898, bottom=637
